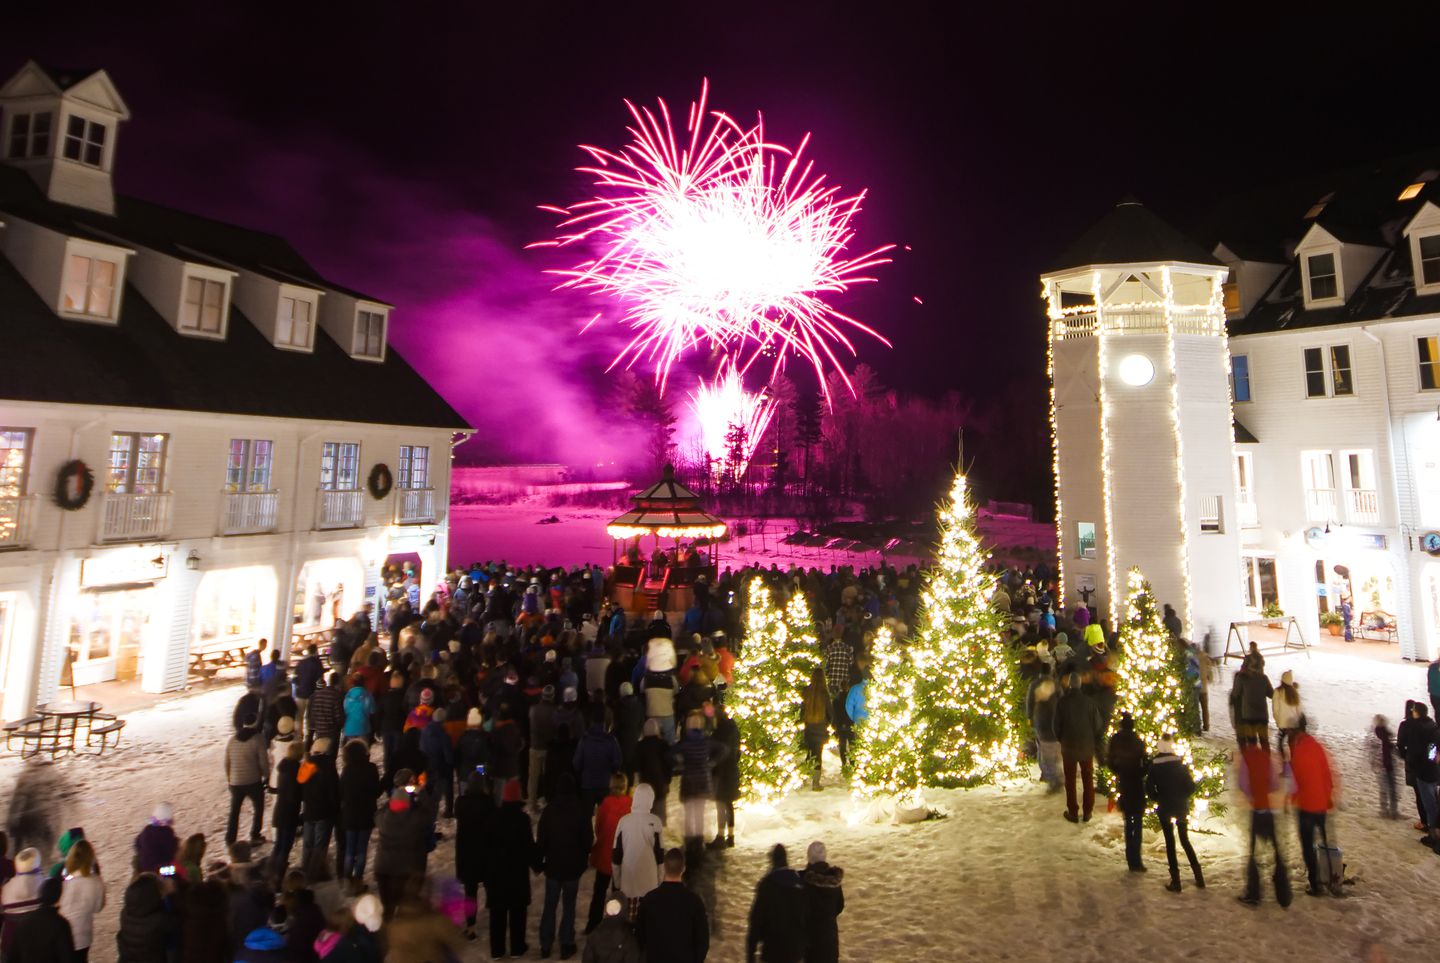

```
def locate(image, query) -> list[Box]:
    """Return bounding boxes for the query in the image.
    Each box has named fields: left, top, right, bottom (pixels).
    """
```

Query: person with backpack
left=1289, top=721, right=1339, bottom=896
left=800, top=670, right=830, bottom=791
left=1145, top=736, right=1204, bottom=892
left=583, top=898, right=641, bottom=963
left=298, top=739, right=340, bottom=880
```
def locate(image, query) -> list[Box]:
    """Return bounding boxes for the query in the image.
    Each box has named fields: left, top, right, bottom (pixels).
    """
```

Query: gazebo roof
left=608, top=465, right=727, bottom=539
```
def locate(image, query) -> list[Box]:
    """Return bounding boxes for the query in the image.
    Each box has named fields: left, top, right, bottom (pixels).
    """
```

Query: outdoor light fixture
left=185, top=550, right=200, bottom=571
left=1118, top=353, right=1155, bottom=386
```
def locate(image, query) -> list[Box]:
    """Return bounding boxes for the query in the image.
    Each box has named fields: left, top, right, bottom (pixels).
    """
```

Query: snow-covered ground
left=2, top=647, right=1432, bottom=962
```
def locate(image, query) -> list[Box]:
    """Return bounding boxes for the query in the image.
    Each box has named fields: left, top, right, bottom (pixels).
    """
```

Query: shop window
left=193, top=567, right=277, bottom=653
left=65, top=588, right=152, bottom=687
left=1242, top=556, right=1279, bottom=610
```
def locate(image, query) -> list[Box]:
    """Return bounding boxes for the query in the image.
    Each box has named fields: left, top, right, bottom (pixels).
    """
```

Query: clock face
left=1118, top=353, right=1155, bottom=387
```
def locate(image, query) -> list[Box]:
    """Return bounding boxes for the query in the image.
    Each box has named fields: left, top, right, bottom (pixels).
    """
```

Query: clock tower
left=1042, top=199, right=1244, bottom=649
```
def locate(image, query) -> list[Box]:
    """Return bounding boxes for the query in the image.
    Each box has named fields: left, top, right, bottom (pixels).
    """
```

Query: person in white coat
left=1272, top=670, right=1304, bottom=759
left=58, top=839, right=105, bottom=963
left=611, top=782, right=664, bottom=912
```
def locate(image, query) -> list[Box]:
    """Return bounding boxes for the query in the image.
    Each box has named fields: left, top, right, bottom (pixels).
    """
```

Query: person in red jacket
left=1288, top=721, right=1338, bottom=896
left=1237, top=737, right=1291, bottom=907
left=586, top=772, right=633, bottom=935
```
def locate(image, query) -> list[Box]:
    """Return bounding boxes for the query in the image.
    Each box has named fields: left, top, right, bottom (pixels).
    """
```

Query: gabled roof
left=1204, top=145, right=1440, bottom=336
left=1046, top=198, right=1223, bottom=275
left=0, top=61, right=130, bottom=118
left=37, top=63, right=99, bottom=91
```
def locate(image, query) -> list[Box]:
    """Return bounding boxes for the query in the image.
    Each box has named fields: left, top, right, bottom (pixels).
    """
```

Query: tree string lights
left=733, top=578, right=807, bottom=805
left=912, top=470, right=1024, bottom=786
left=849, top=624, right=922, bottom=799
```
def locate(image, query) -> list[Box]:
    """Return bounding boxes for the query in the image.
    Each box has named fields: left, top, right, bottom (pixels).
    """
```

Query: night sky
left=7, top=3, right=1438, bottom=501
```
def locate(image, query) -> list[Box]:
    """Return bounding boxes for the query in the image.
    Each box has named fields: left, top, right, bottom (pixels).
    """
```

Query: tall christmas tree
left=849, top=624, right=924, bottom=799
left=912, top=471, right=1023, bottom=786
left=733, top=578, right=806, bottom=804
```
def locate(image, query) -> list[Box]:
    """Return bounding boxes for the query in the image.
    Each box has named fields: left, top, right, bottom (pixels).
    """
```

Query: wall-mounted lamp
left=186, top=550, right=201, bottom=571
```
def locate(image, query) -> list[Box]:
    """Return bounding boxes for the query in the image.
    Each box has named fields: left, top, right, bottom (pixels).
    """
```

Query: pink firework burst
left=688, top=363, right=778, bottom=478
left=534, top=81, right=891, bottom=398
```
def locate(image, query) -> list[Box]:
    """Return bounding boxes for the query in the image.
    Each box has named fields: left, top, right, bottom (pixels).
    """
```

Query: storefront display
left=66, top=587, right=153, bottom=687
left=292, top=557, right=364, bottom=633
left=192, top=566, right=277, bottom=655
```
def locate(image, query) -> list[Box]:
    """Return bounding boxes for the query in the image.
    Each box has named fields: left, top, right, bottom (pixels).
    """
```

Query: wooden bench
left=1358, top=611, right=1398, bottom=644
left=10, top=723, right=69, bottom=759
left=189, top=644, right=252, bottom=680
left=3, top=715, right=42, bottom=752
left=85, top=719, right=126, bottom=753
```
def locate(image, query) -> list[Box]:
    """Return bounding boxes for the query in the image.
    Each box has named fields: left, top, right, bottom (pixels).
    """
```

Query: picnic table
left=3, top=700, right=125, bottom=758
left=189, top=643, right=253, bottom=681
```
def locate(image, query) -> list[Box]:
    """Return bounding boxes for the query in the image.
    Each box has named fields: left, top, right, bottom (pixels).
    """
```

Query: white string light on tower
left=1043, top=278, right=1068, bottom=597
left=1160, top=265, right=1195, bottom=636
left=1093, top=269, right=1120, bottom=617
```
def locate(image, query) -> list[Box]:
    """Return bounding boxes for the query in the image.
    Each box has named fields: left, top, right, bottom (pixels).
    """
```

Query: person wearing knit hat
left=353, top=893, right=383, bottom=933
left=1, top=847, right=46, bottom=950
left=134, top=805, right=179, bottom=874
left=802, top=840, right=845, bottom=963
left=1145, top=733, right=1205, bottom=892
left=586, top=893, right=641, bottom=960
left=5, top=873, right=71, bottom=963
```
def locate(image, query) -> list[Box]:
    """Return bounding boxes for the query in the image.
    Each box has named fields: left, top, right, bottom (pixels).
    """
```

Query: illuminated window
left=108, top=433, right=168, bottom=494
left=276, top=295, right=313, bottom=348
left=1420, top=235, right=1440, bottom=287
left=1419, top=337, right=1440, bottom=390
left=1241, top=556, right=1278, bottom=610
left=7, top=111, right=52, bottom=158
left=0, top=429, right=32, bottom=496
left=354, top=310, right=385, bottom=358
left=1306, top=252, right=1338, bottom=301
left=62, top=253, right=118, bottom=319
left=180, top=276, right=226, bottom=334
left=1400, top=183, right=1425, bottom=201
left=1076, top=521, right=1097, bottom=560
left=1231, top=354, right=1252, bottom=402
left=1222, top=280, right=1242, bottom=313
left=62, top=115, right=106, bottom=167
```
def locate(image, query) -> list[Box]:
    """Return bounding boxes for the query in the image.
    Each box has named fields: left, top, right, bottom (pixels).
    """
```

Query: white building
left=1048, top=158, right=1440, bottom=662
left=0, top=61, right=470, bottom=720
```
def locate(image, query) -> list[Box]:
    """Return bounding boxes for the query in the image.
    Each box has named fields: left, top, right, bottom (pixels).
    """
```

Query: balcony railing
left=1236, top=494, right=1259, bottom=529
left=316, top=488, right=364, bottom=529
left=221, top=490, right=279, bottom=535
left=0, top=494, right=36, bottom=548
left=1347, top=488, right=1380, bottom=525
left=1304, top=487, right=1337, bottom=522
left=100, top=491, right=172, bottom=542
left=394, top=487, right=436, bottom=525
left=1049, top=308, right=1223, bottom=341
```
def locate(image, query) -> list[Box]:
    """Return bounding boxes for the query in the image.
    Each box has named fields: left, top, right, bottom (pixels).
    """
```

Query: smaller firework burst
left=689, top=363, right=778, bottom=479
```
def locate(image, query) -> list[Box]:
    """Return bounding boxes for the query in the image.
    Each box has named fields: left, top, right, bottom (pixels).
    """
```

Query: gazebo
left=607, top=465, right=725, bottom=611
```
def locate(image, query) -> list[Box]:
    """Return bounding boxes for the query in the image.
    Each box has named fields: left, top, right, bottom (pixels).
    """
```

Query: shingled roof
left=1047, top=198, right=1223, bottom=274
left=0, top=166, right=466, bottom=430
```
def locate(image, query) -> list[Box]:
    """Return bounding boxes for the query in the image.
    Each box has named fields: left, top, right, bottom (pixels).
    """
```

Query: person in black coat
left=1105, top=713, right=1148, bottom=872
left=481, top=779, right=538, bottom=960
left=379, top=673, right=410, bottom=789
left=115, top=874, right=176, bottom=963
left=178, top=878, right=231, bottom=963
left=710, top=705, right=740, bottom=849
left=1052, top=673, right=1104, bottom=823
left=614, top=682, right=645, bottom=777
left=800, top=842, right=843, bottom=963
left=453, top=772, right=495, bottom=940
left=10, top=876, right=72, bottom=963
left=338, top=739, right=382, bottom=888
left=745, top=844, right=808, bottom=963
left=298, top=741, right=340, bottom=881
left=373, top=782, right=436, bottom=919
left=536, top=772, right=594, bottom=958
left=270, top=742, right=305, bottom=877
left=636, top=848, right=708, bottom=963
left=634, top=719, right=673, bottom=825
left=1145, top=737, right=1205, bottom=892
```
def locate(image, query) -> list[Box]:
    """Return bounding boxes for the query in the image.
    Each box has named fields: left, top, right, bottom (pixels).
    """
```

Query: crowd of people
left=4, top=556, right=1440, bottom=960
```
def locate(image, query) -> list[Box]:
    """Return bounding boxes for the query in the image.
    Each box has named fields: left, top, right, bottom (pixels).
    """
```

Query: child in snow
left=134, top=803, right=179, bottom=874
left=1373, top=715, right=1398, bottom=819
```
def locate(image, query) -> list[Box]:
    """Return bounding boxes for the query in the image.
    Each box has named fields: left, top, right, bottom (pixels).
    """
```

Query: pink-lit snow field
left=1, top=647, right=1432, bottom=961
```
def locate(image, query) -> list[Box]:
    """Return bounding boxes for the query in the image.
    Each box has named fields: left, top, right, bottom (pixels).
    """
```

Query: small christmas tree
left=1113, top=568, right=1224, bottom=796
left=850, top=624, right=924, bottom=799
left=912, top=471, right=1024, bottom=786
left=733, top=578, right=806, bottom=804
left=781, top=587, right=824, bottom=696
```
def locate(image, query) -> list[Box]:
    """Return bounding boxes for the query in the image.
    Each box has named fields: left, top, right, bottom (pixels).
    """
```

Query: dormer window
left=354, top=309, right=385, bottom=360
left=180, top=275, right=227, bottom=336
left=1419, top=235, right=1440, bottom=287
left=1305, top=252, right=1339, bottom=302
left=61, top=251, right=119, bottom=320
left=276, top=295, right=314, bottom=349
left=6, top=111, right=52, bottom=159
left=62, top=115, right=106, bottom=167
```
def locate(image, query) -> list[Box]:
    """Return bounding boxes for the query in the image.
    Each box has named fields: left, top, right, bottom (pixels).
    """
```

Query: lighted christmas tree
left=1113, top=567, right=1224, bottom=796
left=849, top=624, right=924, bottom=799
left=732, top=578, right=806, bottom=804
left=780, top=587, right=824, bottom=697
left=911, top=471, right=1024, bottom=786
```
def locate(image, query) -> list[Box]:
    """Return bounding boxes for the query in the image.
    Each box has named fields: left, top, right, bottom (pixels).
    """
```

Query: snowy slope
left=1, top=648, right=1431, bottom=962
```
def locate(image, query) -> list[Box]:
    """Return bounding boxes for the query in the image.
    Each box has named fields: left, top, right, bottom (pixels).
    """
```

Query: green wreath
left=55, top=459, right=95, bottom=511
left=367, top=463, right=394, bottom=500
